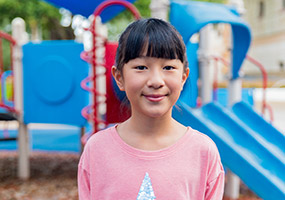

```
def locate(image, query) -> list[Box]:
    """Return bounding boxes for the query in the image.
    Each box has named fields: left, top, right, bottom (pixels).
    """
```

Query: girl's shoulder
left=187, top=127, right=220, bottom=153
left=85, top=125, right=116, bottom=148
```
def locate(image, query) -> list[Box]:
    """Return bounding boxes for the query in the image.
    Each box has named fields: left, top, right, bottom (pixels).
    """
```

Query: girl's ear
left=182, top=68, right=190, bottom=86
left=111, top=66, right=125, bottom=91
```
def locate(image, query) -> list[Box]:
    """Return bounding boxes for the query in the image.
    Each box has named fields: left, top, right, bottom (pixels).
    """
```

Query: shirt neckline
left=110, top=125, right=193, bottom=160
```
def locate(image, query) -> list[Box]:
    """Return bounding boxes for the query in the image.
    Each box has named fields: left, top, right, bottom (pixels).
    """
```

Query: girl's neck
left=127, top=111, right=173, bottom=136
left=116, top=111, right=187, bottom=151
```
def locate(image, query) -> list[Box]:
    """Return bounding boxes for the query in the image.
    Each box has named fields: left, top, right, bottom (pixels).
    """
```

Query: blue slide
left=173, top=100, right=285, bottom=200
left=170, top=1, right=285, bottom=199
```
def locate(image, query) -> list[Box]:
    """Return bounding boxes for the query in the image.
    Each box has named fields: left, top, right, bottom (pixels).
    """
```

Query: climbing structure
left=80, top=0, right=140, bottom=142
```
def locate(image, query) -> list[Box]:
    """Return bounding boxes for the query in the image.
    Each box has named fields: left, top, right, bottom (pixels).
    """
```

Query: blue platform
left=0, top=126, right=81, bottom=153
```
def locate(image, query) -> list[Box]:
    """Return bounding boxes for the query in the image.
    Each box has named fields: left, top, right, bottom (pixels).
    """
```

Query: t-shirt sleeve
left=205, top=141, right=225, bottom=200
left=78, top=144, right=91, bottom=200
left=205, top=170, right=225, bottom=200
left=78, top=163, right=91, bottom=200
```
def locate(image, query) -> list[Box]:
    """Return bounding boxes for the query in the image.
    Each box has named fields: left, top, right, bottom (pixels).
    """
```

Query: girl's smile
left=142, top=93, right=167, bottom=103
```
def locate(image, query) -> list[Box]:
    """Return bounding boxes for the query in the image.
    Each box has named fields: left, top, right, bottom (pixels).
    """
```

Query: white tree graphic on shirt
left=136, top=172, right=156, bottom=200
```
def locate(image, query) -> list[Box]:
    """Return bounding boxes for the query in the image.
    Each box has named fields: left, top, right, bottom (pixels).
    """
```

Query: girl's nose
left=147, top=70, right=165, bottom=89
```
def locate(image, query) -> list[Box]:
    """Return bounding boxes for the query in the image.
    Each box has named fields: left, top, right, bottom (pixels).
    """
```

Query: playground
left=0, top=0, right=284, bottom=199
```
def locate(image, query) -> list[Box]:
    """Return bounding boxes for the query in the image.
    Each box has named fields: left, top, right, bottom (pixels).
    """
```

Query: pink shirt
left=78, top=126, right=224, bottom=200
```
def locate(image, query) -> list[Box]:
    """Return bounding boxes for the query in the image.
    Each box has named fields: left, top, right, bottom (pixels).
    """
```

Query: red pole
left=91, top=0, right=140, bottom=133
left=210, top=56, right=231, bottom=103
left=246, top=55, right=273, bottom=121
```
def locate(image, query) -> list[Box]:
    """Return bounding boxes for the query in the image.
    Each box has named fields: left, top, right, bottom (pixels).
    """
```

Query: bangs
left=123, top=20, right=185, bottom=63
left=116, top=18, right=187, bottom=71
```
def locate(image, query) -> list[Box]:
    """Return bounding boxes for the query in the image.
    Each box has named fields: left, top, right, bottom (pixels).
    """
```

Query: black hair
left=115, top=18, right=188, bottom=72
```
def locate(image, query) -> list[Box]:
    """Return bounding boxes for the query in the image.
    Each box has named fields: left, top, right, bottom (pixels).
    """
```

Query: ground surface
left=0, top=151, right=261, bottom=200
left=0, top=152, right=78, bottom=200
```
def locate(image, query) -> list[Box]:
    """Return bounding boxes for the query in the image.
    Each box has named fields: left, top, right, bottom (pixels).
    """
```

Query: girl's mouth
left=143, top=94, right=167, bottom=102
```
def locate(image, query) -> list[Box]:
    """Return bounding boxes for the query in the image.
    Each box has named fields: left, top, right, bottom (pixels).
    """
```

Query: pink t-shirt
left=78, top=126, right=224, bottom=200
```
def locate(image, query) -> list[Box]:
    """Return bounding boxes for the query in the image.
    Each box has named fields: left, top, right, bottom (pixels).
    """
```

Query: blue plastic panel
left=170, top=0, right=251, bottom=79
left=23, top=40, right=89, bottom=126
left=215, top=88, right=254, bottom=107
left=179, top=42, right=199, bottom=107
left=44, top=0, right=137, bottom=23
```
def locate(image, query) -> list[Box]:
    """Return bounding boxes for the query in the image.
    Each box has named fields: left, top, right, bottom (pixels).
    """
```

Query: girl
left=78, top=18, right=224, bottom=200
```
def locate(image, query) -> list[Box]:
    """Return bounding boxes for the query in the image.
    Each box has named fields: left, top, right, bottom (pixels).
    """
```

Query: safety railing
left=246, top=55, right=274, bottom=122
left=80, top=0, right=140, bottom=144
left=211, top=55, right=231, bottom=102
left=0, top=31, right=16, bottom=113
left=210, top=55, right=273, bottom=122
left=0, top=31, right=17, bottom=142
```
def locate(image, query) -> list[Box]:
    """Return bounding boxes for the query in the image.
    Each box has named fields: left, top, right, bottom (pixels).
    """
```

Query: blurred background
left=0, top=0, right=284, bottom=199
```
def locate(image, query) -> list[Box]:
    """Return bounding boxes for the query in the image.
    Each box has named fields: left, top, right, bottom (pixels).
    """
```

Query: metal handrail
left=80, top=0, right=141, bottom=144
left=246, top=55, right=274, bottom=122
left=0, top=31, right=16, bottom=113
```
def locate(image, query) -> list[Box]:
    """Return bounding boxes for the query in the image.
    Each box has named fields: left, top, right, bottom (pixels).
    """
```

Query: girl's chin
left=142, top=109, right=172, bottom=119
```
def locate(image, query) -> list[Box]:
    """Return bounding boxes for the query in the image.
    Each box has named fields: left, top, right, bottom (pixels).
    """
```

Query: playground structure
left=80, top=0, right=140, bottom=136
left=0, top=0, right=284, bottom=199
left=0, top=17, right=89, bottom=180
left=0, top=31, right=17, bottom=123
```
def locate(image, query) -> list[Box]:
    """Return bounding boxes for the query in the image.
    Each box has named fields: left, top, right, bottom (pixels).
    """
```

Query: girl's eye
left=135, top=65, right=147, bottom=70
left=163, top=65, right=174, bottom=70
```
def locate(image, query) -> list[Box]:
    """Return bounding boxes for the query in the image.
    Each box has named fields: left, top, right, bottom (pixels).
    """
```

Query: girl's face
left=112, top=56, right=189, bottom=119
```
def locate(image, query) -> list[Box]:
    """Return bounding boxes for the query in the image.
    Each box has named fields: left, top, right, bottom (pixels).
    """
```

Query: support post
left=12, top=17, right=29, bottom=180
left=199, top=24, right=213, bottom=105
left=228, top=78, right=242, bottom=105
left=80, top=126, right=86, bottom=154
left=17, top=122, right=30, bottom=179
left=225, top=170, right=241, bottom=199
left=225, top=80, right=242, bottom=199
left=150, top=0, right=169, bottom=20
left=224, top=1, right=245, bottom=198
left=224, top=78, right=242, bottom=200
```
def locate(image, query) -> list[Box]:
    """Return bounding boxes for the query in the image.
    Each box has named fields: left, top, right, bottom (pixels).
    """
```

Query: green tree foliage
left=0, top=0, right=74, bottom=40
left=106, top=0, right=151, bottom=41
left=0, top=0, right=74, bottom=69
left=0, top=39, right=11, bottom=71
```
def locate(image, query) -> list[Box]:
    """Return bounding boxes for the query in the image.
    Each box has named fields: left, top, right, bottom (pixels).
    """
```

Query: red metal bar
left=0, top=103, right=17, bottom=113
left=0, top=31, right=16, bottom=45
left=211, top=56, right=231, bottom=102
left=210, top=55, right=273, bottom=122
left=85, top=0, right=141, bottom=134
left=213, top=58, right=219, bottom=102
left=0, top=31, right=17, bottom=115
left=246, top=55, right=273, bottom=121
left=93, top=0, right=141, bottom=19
